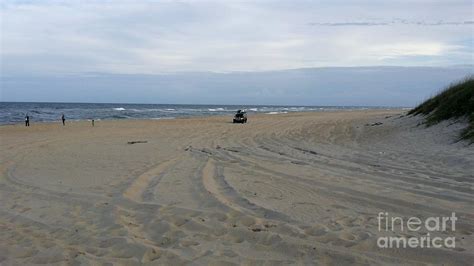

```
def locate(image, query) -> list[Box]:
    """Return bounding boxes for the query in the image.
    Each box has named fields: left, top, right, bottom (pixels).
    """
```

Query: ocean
left=0, top=102, right=398, bottom=125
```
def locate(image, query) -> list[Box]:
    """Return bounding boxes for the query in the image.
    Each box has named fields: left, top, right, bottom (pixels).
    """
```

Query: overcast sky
left=1, top=0, right=473, bottom=105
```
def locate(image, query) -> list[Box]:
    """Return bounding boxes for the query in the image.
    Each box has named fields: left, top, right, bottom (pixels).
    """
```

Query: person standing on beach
left=92, top=119, right=95, bottom=127
left=25, top=114, right=30, bottom=127
left=61, top=114, right=66, bottom=126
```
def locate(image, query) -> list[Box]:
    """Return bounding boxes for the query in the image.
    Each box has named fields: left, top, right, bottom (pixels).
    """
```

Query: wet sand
left=0, top=110, right=473, bottom=264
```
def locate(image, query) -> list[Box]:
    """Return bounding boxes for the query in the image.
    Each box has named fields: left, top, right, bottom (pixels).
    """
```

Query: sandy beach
left=0, top=110, right=473, bottom=265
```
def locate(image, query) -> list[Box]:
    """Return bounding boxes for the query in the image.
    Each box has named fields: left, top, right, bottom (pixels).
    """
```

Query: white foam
left=208, top=108, right=225, bottom=112
left=266, top=111, right=288, bottom=115
left=113, top=107, right=126, bottom=111
left=151, top=117, right=176, bottom=120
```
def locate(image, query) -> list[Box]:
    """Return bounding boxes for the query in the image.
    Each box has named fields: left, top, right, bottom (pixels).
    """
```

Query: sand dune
left=0, top=110, right=473, bottom=265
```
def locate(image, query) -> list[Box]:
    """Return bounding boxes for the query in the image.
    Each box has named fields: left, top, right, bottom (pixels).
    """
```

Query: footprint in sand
left=239, top=216, right=257, bottom=227
left=339, top=231, right=356, bottom=241
left=304, top=225, right=328, bottom=237
left=180, top=239, right=200, bottom=247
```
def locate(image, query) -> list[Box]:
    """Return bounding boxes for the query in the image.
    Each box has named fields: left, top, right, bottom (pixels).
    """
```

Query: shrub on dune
left=409, top=76, right=474, bottom=143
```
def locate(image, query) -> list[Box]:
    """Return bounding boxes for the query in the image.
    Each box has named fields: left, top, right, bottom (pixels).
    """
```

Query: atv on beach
left=233, top=110, right=247, bottom=123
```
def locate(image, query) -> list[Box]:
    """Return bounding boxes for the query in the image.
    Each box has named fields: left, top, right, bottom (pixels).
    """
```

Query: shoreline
left=0, top=108, right=407, bottom=127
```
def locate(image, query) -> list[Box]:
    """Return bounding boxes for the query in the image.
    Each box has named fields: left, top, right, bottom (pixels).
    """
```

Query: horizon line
left=0, top=101, right=412, bottom=108
left=3, top=64, right=473, bottom=77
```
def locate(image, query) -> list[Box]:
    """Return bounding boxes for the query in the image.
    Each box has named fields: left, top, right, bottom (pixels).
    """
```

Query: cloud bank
left=2, top=66, right=473, bottom=106
left=309, top=19, right=474, bottom=27
left=1, top=0, right=472, bottom=75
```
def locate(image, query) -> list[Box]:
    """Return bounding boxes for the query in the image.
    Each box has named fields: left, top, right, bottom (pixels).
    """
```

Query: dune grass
left=408, top=76, right=474, bottom=143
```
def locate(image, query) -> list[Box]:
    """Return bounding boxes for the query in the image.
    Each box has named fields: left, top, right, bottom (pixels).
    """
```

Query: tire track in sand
left=123, top=158, right=179, bottom=202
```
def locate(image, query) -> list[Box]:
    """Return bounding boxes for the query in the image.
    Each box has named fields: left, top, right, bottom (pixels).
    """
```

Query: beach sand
left=0, top=110, right=473, bottom=265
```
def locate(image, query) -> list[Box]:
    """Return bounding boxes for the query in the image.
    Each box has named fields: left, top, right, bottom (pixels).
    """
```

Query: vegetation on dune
left=408, top=76, right=474, bottom=143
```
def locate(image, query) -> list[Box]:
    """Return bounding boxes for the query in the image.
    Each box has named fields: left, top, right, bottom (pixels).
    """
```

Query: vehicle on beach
left=233, top=110, right=247, bottom=123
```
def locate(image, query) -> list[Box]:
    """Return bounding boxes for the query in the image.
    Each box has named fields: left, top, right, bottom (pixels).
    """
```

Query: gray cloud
left=1, top=1, right=472, bottom=75
left=309, top=19, right=474, bottom=27
left=309, top=22, right=389, bottom=26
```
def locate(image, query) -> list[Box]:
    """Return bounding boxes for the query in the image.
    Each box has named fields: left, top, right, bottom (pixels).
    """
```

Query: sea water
left=0, top=102, right=396, bottom=125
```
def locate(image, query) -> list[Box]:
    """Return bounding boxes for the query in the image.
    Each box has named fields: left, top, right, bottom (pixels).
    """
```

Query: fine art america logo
left=377, top=212, right=457, bottom=248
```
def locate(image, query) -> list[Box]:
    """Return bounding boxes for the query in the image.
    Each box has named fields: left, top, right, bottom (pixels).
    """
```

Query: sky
left=1, top=0, right=473, bottom=105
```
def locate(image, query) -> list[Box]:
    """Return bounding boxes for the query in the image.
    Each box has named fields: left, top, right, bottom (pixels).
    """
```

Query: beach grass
left=408, top=76, right=474, bottom=143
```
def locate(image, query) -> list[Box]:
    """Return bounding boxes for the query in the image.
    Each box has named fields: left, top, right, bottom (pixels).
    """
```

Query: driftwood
left=127, top=141, right=148, bottom=145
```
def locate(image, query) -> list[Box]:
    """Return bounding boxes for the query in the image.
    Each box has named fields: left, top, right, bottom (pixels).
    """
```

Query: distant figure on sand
left=61, top=114, right=66, bottom=126
left=25, top=114, right=30, bottom=127
left=92, top=119, right=95, bottom=127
